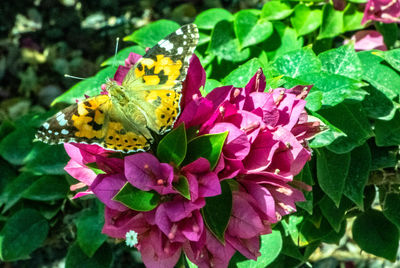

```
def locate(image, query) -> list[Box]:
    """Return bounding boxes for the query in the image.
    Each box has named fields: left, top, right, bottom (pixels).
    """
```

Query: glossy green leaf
left=343, top=143, right=371, bottom=209
left=291, top=5, right=322, bottom=36
left=374, top=48, right=400, bottom=72
left=272, top=47, right=321, bottom=78
left=358, top=51, right=400, bottom=100
left=23, top=143, right=69, bottom=175
left=113, top=182, right=160, bottom=211
left=316, top=148, right=350, bottom=206
left=369, top=141, right=397, bottom=170
left=66, top=242, right=112, bottom=268
left=22, top=175, right=69, bottom=201
left=318, top=4, right=343, bottom=39
left=52, top=66, right=117, bottom=105
left=343, top=3, right=364, bottom=32
left=308, top=111, right=346, bottom=148
left=319, top=196, right=352, bottom=232
left=203, top=79, right=221, bottom=95
left=297, top=72, right=367, bottom=107
left=0, top=172, right=38, bottom=212
left=202, top=180, right=232, bottom=243
left=208, top=20, right=250, bottom=62
left=185, top=132, right=228, bottom=170
left=157, top=123, right=187, bottom=165
left=375, top=111, right=400, bottom=146
left=0, top=209, right=49, bottom=261
left=0, top=126, right=36, bottom=165
left=318, top=44, right=362, bottom=80
left=263, top=22, right=303, bottom=61
left=75, top=208, right=107, bottom=257
left=194, top=8, right=233, bottom=30
left=261, top=1, right=293, bottom=20
left=352, top=210, right=399, bottom=261
left=222, top=58, right=261, bottom=87
left=318, top=103, right=373, bottom=154
left=375, top=22, right=398, bottom=49
left=124, top=20, right=180, bottom=47
left=304, top=90, right=323, bottom=112
left=0, top=120, right=15, bottom=140
left=234, top=10, right=273, bottom=49
left=362, top=86, right=396, bottom=120
left=382, top=193, right=400, bottom=229
left=173, top=175, right=190, bottom=200
left=101, top=45, right=145, bottom=66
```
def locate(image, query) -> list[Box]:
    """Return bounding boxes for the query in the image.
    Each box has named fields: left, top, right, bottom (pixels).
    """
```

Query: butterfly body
left=36, top=24, right=198, bottom=153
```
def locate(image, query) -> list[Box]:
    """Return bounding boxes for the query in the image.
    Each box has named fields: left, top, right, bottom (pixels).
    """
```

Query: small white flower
left=125, top=230, right=138, bottom=247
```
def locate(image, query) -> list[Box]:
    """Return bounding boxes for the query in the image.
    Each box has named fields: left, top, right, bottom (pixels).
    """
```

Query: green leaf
left=113, top=182, right=160, bottom=211
left=101, top=45, right=145, bottom=67
left=318, top=4, right=343, bottom=39
left=0, top=126, right=36, bottom=165
left=261, top=1, right=293, bottom=20
left=358, top=51, right=400, bottom=100
left=291, top=5, right=322, bottom=36
left=305, top=91, right=323, bottom=112
left=208, top=20, right=250, bottom=62
left=234, top=10, right=273, bottom=49
left=318, top=103, right=373, bottom=154
left=232, top=230, right=282, bottom=267
left=318, top=44, right=362, bottom=80
left=124, top=20, right=180, bottom=47
left=0, top=172, right=39, bottom=212
left=262, top=22, right=303, bottom=61
left=194, top=8, right=233, bottom=30
left=52, top=66, right=117, bottom=105
left=308, top=111, right=346, bottom=148
left=343, top=143, right=371, bottom=209
left=382, top=193, right=400, bottom=229
left=352, top=210, right=399, bottom=261
left=316, top=148, right=350, bottom=206
left=272, top=47, right=321, bottom=78
left=343, top=3, right=364, bottom=32
left=203, top=79, right=221, bottom=95
left=222, top=58, right=261, bottom=87
left=75, top=208, right=107, bottom=257
left=375, top=22, right=398, bottom=49
left=86, top=162, right=106, bottom=175
left=185, top=132, right=228, bottom=170
left=202, top=180, right=232, bottom=243
left=0, top=209, right=49, bottom=261
left=173, top=175, right=190, bottom=200
left=369, top=142, right=397, bottom=170
left=0, top=120, right=15, bottom=140
left=375, top=111, right=400, bottom=146
left=374, top=48, right=400, bottom=72
left=23, top=143, right=69, bottom=175
left=297, top=72, right=367, bottom=107
left=66, top=242, right=112, bottom=268
left=362, top=86, right=396, bottom=120
left=22, top=175, right=69, bottom=201
left=319, top=196, right=352, bottom=232
left=157, top=123, right=187, bottom=165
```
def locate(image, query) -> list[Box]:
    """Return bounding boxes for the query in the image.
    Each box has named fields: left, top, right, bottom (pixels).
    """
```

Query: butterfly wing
left=118, top=23, right=199, bottom=134
left=36, top=95, right=152, bottom=153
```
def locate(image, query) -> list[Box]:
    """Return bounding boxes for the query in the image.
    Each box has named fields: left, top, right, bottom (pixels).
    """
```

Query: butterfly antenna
left=64, top=74, right=86, bottom=80
left=113, top=37, right=120, bottom=67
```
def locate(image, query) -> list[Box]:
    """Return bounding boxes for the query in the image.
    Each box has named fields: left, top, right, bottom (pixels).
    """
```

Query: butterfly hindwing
left=36, top=95, right=152, bottom=153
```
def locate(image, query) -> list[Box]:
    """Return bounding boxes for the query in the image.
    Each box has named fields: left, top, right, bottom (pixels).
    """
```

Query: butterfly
left=35, top=24, right=199, bottom=153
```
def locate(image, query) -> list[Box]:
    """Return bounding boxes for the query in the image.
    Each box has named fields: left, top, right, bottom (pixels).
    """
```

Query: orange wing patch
left=134, top=55, right=183, bottom=88
left=71, top=95, right=110, bottom=139
left=103, top=121, right=150, bottom=152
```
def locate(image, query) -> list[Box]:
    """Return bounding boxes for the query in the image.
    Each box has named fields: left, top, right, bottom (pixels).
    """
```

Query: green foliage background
left=0, top=0, right=400, bottom=267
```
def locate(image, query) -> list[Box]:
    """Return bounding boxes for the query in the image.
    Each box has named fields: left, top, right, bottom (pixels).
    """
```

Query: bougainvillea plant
left=64, top=49, right=322, bottom=267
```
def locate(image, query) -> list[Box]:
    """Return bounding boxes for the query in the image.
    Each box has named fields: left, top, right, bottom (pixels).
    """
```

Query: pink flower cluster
left=64, top=52, right=320, bottom=267
left=362, top=0, right=400, bottom=24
